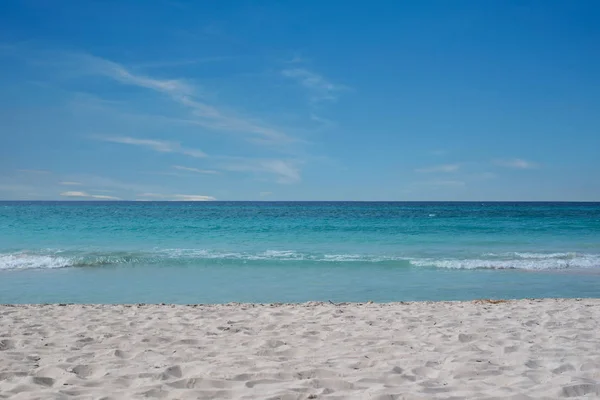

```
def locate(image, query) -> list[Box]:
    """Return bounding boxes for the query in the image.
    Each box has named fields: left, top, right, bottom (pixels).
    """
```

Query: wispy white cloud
left=220, top=158, right=301, bottom=184
left=137, top=193, right=216, bottom=201
left=173, top=95, right=291, bottom=144
left=493, top=158, right=539, bottom=169
left=282, top=68, right=347, bottom=103
left=415, top=164, right=460, bottom=173
left=73, top=54, right=292, bottom=144
left=59, top=181, right=82, bottom=185
left=172, top=194, right=216, bottom=201
left=172, top=165, right=219, bottom=174
left=76, top=54, right=193, bottom=95
left=97, top=136, right=206, bottom=158
left=7, top=47, right=316, bottom=189
left=60, top=191, right=121, bottom=200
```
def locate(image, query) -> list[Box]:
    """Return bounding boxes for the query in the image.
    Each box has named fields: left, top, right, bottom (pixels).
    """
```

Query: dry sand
left=1, top=299, right=599, bottom=399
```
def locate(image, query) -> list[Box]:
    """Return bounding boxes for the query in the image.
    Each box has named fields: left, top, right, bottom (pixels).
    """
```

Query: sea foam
left=1, top=250, right=599, bottom=271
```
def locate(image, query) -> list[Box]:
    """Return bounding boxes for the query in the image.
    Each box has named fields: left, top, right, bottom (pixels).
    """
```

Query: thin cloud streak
left=172, top=165, right=219, bottom=174
left=173, top=95, right=292, bottom=144
left=415, top=164, right=460, bottom=173
left=219, top=158, right=301, bottom=184
left=137, top=193, right=216, bottom=201
left=493, top=158, right=539, bottom=169
left=282, top=68, right=347, bottom=103
left=97, top=136, right=206, bottom=158
left=76, top=54, right=193, bottom=94
left=60, top=191, right=121, bottom=200
left=172, top=194, right=216, bottom=201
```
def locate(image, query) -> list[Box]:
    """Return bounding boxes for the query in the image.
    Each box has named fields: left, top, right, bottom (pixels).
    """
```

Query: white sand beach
left=1, top=299, right=599, bottom=399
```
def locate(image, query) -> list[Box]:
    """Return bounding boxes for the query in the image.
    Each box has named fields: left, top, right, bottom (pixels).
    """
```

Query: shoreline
left=1, top=299, right=599, bottom=399
left=1, top=296, right=598, bottom=306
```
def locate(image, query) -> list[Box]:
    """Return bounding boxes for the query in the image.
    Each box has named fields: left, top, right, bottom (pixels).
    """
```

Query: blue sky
left=1, top=0, right=599, bottom=201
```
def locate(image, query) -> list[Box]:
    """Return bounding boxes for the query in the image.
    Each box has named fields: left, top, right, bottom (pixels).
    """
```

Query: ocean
left=1, top=201, right=599, bottom=304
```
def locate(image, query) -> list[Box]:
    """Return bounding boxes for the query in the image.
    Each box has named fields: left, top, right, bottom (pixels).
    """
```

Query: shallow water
left=1, top=201, right=599, bottom=303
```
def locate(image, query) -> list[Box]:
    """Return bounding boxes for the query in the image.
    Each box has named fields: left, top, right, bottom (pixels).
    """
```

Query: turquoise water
left=1, top=201, right=599, bottom=303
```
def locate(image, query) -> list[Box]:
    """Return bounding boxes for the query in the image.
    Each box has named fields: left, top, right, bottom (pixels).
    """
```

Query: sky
left=1, top=0, right=599, bottom=201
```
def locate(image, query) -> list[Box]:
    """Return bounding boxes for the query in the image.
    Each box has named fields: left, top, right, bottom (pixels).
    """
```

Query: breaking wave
left=410, top=252, right=600, bottom=270
left=1, top=250, right=599, bottom=271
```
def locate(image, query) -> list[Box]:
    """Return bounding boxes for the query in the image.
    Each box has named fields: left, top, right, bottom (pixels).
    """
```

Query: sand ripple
left=0, top=299, right=599, bottom=399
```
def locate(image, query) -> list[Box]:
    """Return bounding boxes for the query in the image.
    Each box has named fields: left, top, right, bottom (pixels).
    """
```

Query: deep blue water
left=1, top=201, right=599, bottom=303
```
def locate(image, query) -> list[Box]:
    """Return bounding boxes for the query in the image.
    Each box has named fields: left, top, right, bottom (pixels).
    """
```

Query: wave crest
left=410, top=252, right=600, bottom=270
left=0, top=254, right=73, bottom=270
left=1, top=250, right=599, bottom=271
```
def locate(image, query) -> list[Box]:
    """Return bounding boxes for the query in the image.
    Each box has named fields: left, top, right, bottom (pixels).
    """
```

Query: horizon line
left=1, top=200, right=599, bottom=203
